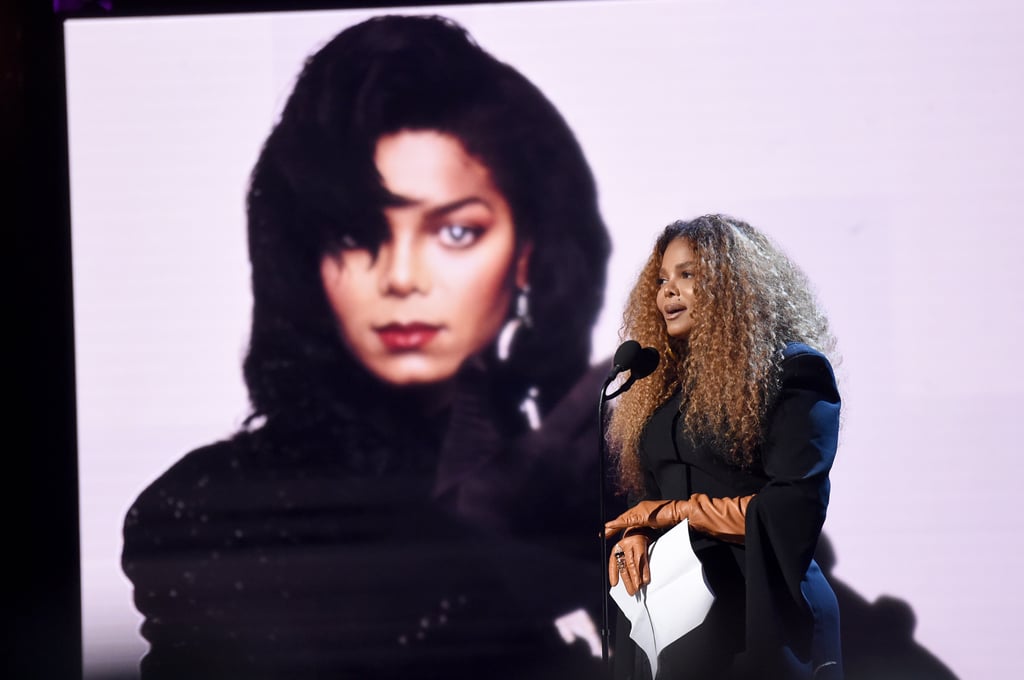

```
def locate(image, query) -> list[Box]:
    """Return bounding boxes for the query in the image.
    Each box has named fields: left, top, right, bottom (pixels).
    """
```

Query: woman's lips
left=663, top=305, right=687, bottom=320
left=375, top=323, right=441, bottom=351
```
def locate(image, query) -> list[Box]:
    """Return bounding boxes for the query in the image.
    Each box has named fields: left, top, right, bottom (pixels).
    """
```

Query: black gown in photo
left=122, top=360, right=619, bottom=680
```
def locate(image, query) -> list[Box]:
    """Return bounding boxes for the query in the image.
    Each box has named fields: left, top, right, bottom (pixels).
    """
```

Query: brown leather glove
left=604, top=500, right=688, bottom=538
left=608, top=529, right=651, bottom=596
left=605, top=494, right=754, bottom=545
left=688, top=492, right=751, bottom=544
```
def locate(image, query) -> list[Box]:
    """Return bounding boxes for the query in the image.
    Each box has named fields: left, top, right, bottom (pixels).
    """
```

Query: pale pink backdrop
left=66, top=1, right=1024, bottom=676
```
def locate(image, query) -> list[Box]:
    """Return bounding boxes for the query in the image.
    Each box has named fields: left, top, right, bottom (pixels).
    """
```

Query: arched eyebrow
left=384, top=192, right=493, bottom=220
left=425, top=197, right=492, bottom=220
left=660, top=260, right=697, bottom=277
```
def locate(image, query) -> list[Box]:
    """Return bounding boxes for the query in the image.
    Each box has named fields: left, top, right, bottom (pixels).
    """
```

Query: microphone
left=603, top=342, right=659, bottom=400
left=607, top=340, right=642, bottom=380
left=631, top=347, right=660, bottom=382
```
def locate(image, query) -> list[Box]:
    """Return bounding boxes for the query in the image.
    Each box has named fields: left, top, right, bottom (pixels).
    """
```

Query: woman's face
left=320, top=130, right=530, bottom=386
left=657, top=237, right=698, bottom=339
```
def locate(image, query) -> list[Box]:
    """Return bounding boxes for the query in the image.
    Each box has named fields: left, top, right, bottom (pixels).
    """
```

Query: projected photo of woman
left=121, top=14, right=614, bottom=680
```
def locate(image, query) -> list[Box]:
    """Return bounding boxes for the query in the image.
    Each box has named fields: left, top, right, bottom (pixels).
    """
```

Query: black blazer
left=618, top=343, right=842, bottom=680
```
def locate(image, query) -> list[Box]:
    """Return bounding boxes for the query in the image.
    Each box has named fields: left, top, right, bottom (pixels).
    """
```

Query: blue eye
left=438, top=224, right=483, bottom=248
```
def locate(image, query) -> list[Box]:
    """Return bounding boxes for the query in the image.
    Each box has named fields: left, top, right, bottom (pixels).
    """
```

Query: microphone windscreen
left=612, top=340, right=641, bottom=369
left=632, top=347, right=660, bottom=380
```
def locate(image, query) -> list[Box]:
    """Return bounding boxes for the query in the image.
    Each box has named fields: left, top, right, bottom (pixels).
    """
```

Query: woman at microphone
left=605, top=215, right=842, bottom=679
left=121, top=15, right=614, bottom=680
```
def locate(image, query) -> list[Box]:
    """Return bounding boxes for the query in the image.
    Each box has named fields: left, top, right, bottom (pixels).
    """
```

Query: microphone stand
left=598, top=371, right=638, bottom=674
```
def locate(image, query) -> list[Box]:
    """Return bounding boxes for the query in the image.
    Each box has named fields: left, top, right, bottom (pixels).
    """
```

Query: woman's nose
left=379, top=237, right=428, bottom=296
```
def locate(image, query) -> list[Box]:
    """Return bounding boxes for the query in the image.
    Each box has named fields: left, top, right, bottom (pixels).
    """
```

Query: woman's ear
left=515, top=241, right=534, bottom=289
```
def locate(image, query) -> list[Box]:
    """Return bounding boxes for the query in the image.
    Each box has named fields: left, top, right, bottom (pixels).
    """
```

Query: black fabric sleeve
left=743, top=349, right=841, bottom=659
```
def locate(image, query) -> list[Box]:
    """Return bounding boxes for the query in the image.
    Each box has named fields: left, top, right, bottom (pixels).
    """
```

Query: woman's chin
left=365, top=355, right=460, bottom=389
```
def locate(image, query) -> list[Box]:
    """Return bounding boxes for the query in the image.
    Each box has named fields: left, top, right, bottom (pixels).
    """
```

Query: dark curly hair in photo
left=243, top=14, right=610, bottom=434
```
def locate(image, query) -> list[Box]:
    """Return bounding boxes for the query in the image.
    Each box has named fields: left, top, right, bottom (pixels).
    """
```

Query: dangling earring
left=497, top=285, right=531, bottom=362
left=497, top=286, right=540, bottom=430
left=519, top=386, right=541, bottom=431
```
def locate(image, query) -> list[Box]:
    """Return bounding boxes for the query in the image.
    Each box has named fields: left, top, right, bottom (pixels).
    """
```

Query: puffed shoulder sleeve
left=743, top=345, right=840, bottom=654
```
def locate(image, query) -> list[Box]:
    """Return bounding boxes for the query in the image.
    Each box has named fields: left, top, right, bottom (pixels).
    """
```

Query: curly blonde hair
left=607, top=215, right=835, bottom=495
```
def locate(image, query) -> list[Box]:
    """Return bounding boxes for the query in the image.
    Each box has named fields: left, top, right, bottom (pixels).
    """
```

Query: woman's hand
left=605, top=494, right=754, bottom=543
left=608, top=530, right=651, bottom=596
left=604, top=499, right=690, bottom=538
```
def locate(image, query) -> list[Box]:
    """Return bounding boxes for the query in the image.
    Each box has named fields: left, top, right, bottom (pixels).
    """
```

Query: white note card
left=609, top=520, right=715, bottom=678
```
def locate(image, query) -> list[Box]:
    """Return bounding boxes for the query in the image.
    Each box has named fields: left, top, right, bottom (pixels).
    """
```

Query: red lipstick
left=375, top=323, right=440, bottom=351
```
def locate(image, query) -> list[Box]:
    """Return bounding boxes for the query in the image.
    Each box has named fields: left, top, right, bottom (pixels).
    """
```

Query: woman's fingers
left=608, top=530, right=653, bottom=595
left=621, top=561, right=637, bottom=595
left=608, top=543, right=627, bottom=587
left=624, top=544, right=644, bottom=595
left=606, top=501, right=665, bottom=533
left=605, top=513, right=641, bottom=534
left=608, top=540, right=645, bottom=596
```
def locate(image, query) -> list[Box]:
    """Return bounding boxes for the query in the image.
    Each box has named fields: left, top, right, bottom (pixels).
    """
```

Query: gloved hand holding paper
left=609, top=519, right=715, bottom=678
